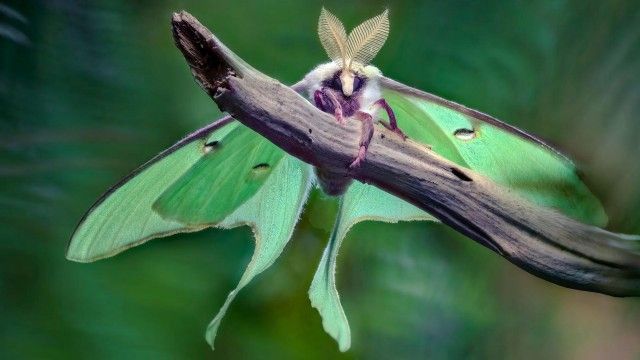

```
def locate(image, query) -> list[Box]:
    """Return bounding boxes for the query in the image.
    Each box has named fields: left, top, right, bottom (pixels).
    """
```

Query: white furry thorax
left=301, top=61, right=383, bottom=116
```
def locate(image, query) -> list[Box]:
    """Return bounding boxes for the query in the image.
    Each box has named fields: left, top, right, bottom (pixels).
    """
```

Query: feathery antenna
left=317, top=8, right=389, bottom=70
left=345, top=9, right=389, bottom=68
left=318, top=7, right=348, bottom=67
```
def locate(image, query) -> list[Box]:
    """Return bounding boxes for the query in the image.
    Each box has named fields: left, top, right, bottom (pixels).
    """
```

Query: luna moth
left=67, top=8, right=609, bottom=352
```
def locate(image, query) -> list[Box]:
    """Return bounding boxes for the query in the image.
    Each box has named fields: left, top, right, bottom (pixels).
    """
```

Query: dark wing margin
left=380, top=77, right=573, bottom=164
left=68, top=115, right=235, bottom=250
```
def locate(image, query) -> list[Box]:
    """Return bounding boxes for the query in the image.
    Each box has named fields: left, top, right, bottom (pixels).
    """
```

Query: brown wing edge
left=67, top=115, right=236, bottom=255
left=380, top=77, right=574, bottom=164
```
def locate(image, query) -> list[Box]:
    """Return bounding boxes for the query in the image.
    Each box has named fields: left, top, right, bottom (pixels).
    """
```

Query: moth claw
left=393, top=128, right=408, bottom=141
left=379, top=119, right=408, bottom=140
left=349, top=145, right=367, bottom=169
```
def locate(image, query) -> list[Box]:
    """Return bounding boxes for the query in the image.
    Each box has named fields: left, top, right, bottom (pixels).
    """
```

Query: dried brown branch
left=171, top=11, right=640, bottom=296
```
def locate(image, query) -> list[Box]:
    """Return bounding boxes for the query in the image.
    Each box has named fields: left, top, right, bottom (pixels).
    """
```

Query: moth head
left=317, top=7, right=389, bottom=96
left=339, top=69, right=356, bottom=96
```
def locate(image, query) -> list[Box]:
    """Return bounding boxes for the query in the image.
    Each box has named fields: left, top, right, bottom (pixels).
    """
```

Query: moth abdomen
left=314, top=166, right=353, bottom=196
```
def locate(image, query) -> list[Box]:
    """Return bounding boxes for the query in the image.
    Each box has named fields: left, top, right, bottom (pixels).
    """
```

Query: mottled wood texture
left=171, top=11, right=640, bottom=296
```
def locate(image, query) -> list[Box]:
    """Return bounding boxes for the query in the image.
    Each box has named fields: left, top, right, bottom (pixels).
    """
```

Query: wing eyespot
left=453, top=128, right=476, bottom=141
left=252, top=163, right=270, bottom=170
left=204, top=140, right=220, bottom=153
left=251, top=163, right=271, bottom=172
left=249, top=163, right=272, bottom=180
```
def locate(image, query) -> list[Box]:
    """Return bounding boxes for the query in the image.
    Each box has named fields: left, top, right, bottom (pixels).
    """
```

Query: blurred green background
left=1, top=0, right=639, bottom=358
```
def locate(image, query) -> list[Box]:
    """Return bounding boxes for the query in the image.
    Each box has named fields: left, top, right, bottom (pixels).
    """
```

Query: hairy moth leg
left=349, top=111, right=374, bottom=169
left=314, top=88, right=345, bottom=124
left=374, top=98, right=407, bottom=140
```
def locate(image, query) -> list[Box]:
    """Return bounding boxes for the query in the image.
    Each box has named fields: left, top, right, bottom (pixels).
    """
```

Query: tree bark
left=171, top=11, right=640, bottom=296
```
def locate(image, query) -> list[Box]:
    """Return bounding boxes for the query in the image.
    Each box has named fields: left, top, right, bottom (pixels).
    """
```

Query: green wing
left=67, top=116, right=238, bottom=262
left=152, top=124, right=286, bottom=225
left=309, top=183, right=436, bottom=351
left=310, top=76, right=610, bottom=351
left=380, top=77, right=607, bottom=226
left=205, top=154, right=311, bottom=348
left=67, top=116, right=313, bottom=349
left=308, top=101, right=445, bottom=351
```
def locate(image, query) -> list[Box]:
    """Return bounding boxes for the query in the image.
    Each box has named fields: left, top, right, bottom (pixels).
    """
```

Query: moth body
left=299, top=8, right=405, bottom=195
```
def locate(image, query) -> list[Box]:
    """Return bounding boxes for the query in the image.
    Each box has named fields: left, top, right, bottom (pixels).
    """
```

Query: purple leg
left=313, top=90, right=327, bottom=112
left=314, top=88, right=345, bottom=124
left=374, top=98, right=407, bottom=140
left=349, top=111, right=374, bottom=169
